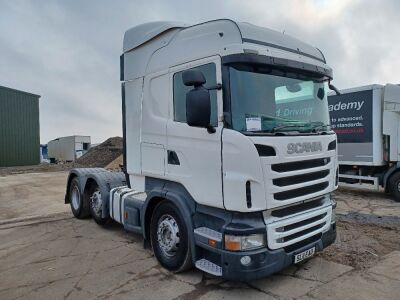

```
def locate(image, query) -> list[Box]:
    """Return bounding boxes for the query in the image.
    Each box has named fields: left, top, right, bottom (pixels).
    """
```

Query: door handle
left=167, top=150, right=180, bottom=165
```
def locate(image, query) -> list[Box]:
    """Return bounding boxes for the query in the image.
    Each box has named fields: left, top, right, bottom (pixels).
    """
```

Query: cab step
left=195, top=259, right=222, bottom=276
left=194, top=227, right=222, bottom=242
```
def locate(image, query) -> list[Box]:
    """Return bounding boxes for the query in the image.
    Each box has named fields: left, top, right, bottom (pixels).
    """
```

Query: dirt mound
left=76, top=137, right=123, bottom=168
left=105, top=154, right=123, bottom=170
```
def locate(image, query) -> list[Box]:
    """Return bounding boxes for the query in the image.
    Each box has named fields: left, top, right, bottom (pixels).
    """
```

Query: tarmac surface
left=1, top=171, right=400, bottom=299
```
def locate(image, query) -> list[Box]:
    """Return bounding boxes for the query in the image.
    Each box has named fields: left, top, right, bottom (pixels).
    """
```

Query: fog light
left=240, top=255, right=252, bottom=266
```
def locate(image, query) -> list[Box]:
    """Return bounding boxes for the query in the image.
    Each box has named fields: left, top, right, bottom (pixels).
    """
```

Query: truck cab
left=65, top=20, right=338, bottom=281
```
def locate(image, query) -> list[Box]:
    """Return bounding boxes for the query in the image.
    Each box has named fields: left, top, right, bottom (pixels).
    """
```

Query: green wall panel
left=0, top=86, right=40, bottom=167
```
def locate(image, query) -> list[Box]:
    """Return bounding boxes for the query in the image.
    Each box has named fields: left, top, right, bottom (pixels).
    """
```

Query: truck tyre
left=69, top=177, right=90, bottom=219
left=88, top=183, right=109, bottom=225
left=150, top=201, right=193, bottom=273
left=388, top=172, right=400, bottom=202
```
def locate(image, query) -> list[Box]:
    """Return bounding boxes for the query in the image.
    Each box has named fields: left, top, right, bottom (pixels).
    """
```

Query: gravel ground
left=320, top=216, right=400, bottom=269
left=1, top=172, right=400, bottom=299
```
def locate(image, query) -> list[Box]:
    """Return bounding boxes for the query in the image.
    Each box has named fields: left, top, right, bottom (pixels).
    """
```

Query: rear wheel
left=150, top=201, right=193, bottom=273
left=388, top=171, right=400, bottom=202
left=88, top=183, right=109, bottom=225
left=69, top=177, right=90, bottom=218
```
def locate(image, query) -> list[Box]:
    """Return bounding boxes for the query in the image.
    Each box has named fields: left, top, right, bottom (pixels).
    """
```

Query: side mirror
left=183, top=70, right=211, bottom=129
left=182, top=70, right=206, bottom=87
left=328, top=82, right=341, bottom=95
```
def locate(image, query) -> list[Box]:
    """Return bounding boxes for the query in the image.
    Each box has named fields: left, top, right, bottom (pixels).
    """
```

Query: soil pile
left=105, top=154, right=123, bottom=170
left=76, top=137, right=123, bottom=168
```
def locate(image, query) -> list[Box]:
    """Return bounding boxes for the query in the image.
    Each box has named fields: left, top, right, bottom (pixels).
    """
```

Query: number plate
left=294, top=247, right=315, bottom=264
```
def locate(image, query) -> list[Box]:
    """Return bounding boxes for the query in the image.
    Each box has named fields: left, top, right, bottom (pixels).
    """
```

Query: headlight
left=224, top=234, right=265, bottom=251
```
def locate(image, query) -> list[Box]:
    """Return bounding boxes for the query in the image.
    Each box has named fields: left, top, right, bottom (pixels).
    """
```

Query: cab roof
left=123, top=19, right=325, bottom=63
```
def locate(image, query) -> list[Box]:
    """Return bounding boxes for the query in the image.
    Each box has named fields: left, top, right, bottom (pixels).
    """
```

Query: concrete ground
left=0, top=172, right=69, bottom=221
left=334, top=186, right=400, bottom=217
left=0, top=172, right=400, bottom=299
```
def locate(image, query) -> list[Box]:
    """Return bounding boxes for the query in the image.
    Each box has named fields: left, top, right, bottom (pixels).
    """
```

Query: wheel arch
left=65, top=168, right=126, bottom=219
left=83, top=177, right=98, bottom=204
left=141, top=179, right=197, bottom=263
left=384, top=163, right=400, bottom=192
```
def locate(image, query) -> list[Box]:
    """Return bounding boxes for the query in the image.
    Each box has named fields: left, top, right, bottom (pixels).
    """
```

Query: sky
left=1, top=0, right=399, bottom=144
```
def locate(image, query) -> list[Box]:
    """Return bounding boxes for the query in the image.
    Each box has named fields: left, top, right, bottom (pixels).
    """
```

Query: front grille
left=271, top=197, right=325, bottom=218
left=282, top=213, right=327, bottom=231
left=284, top=233, right=322, bottom=253
left=273, top=170, right=329, bottom=187
left=281, top=223, right=325, bottom=242
left=272, top=158, right=330, bottom=173
left=267, top=205, right=331, bottom=250
left=274, top=182, right=329, bottom=200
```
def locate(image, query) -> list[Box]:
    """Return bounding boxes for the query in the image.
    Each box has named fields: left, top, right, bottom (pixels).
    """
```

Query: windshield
left=229, top=65, right=331, bottom=134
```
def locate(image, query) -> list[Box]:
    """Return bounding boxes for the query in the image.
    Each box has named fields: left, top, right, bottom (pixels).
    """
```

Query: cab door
left=166, top=57, right=224, bottom=209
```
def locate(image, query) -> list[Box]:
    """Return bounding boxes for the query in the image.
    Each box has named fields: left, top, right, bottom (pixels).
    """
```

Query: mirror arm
left=207, top=126, right=216, bottom=134
left=207, top=83, right=222, bottom=91
left=328, top=82, right=341, bottom=95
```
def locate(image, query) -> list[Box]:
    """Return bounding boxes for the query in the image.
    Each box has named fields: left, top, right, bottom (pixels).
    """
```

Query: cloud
left=0, top=0, right=399, bottom=143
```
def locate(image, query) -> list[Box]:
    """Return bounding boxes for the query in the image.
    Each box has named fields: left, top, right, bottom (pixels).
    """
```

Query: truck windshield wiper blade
left=271, top=122, right=331, bottom=134
left=270, top=124, right=304, bottom=133
left=311, top=123, right=331, bottom=132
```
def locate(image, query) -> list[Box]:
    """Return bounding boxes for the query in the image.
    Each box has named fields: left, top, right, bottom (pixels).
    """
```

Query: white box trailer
left=328, top=84, right=400, bottom=200
left=48, top=135, right=91, bottom=162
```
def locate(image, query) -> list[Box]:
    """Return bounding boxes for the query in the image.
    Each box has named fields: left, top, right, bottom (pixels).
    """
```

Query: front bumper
left=220, top=223, right=336, bottom=281
left=194, top=222, right=336, bottom=281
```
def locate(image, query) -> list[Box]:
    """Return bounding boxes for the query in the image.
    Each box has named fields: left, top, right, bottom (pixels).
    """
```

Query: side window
left=173, top=63, right=218, bottom=126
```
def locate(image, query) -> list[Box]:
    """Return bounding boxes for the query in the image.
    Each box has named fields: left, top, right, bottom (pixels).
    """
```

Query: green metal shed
left=0, top=86, right=41, bottom=167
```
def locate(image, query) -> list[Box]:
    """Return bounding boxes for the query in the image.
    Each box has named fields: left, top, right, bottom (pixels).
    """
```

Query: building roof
left=0, top=85, right=41, bottom=98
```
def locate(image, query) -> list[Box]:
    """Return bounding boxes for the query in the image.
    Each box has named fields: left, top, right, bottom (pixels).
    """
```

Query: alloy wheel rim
left=71, top=186, right=80, bottom=210
left=90, top=189, right=102, bottom=217
left=157, top=214, right=180, bottom=257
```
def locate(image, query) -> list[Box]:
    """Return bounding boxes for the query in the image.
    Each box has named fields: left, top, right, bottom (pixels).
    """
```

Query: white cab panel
left=141, top=143, right=165, bottom=176
left=166, top=57, right=224, bottom=209
left=222, top=129, right=266, bottom=211
left=141, top=71, right=169, bottom=145
left=124, top=78, right=143, bottom=174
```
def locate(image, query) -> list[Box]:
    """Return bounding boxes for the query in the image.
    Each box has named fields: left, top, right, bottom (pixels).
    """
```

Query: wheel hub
left=71, top=186, right=80, bottom=210
left=397, top=182, right=400, bottom=192
left=157, top=215, right=180, bottom=257
left=90, top=190, right=102, bottom=217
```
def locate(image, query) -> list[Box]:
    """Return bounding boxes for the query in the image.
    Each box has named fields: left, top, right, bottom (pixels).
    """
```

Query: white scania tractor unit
left=65, top=20, right=338, bottom=281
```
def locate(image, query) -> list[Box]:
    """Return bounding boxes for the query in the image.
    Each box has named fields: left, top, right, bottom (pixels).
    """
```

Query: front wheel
left=388, top=171, right=400, bottom=202
left=150, top=201, right=193, bottom=273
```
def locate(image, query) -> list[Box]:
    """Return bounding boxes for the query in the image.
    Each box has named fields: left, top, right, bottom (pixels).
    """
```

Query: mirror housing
left=182, top=70, right=206, bottom=87
left=186, top=86, right=211, bottom=128
left=182, top=70, right=211, bottom=128
left=328, top=82, right=341, bottom=95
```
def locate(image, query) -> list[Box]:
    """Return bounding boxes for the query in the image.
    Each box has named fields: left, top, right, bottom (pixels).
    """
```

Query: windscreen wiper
left=311, top=123, right=331, bottom=132
left=270, top=124, right=305, bottom=133
left=271, top=122, right=331, bottom=134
